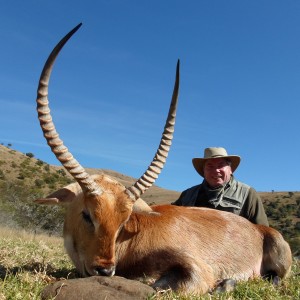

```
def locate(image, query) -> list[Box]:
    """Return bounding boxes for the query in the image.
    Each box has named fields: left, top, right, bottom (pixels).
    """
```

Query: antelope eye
left=82, top=210, right=93, bottom=226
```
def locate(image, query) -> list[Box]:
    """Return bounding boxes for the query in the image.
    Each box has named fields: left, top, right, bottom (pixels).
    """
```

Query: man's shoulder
left=233, top=178, right=250, bottom=188
left=224, top=178, right=251, bottom=202
left=232, top=179, right=262, bottom=203
left=234, top=180, right=261, bottom=196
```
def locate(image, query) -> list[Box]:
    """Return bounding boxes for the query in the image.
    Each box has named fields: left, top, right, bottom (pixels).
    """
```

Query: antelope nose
left=94, top=266, right=115, bottom=277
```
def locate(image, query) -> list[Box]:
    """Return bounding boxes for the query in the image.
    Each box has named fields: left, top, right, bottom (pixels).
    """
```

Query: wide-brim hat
left=192, top=147, right=241, bottom=177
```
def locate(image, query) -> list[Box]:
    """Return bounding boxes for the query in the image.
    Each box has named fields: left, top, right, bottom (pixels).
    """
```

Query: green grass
left=0, top=227, right=299, bottom=300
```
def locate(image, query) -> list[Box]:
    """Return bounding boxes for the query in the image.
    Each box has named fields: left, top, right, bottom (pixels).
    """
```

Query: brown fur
left=36, top=174, right=292, bottom=295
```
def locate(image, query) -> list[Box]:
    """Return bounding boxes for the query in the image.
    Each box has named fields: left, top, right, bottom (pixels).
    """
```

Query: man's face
left=203, top=158, right=232, bottom=188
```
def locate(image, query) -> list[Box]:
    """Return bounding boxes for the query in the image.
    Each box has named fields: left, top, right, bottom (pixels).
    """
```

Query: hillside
left=0, top=144, right=180, bottom=204
left=0, top=144, right=299, bottom=254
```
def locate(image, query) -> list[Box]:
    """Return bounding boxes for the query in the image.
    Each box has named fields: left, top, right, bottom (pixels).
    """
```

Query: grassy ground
left=0, top=227, right=299, bottom=300
left=0, top=227, right=75, bottom=300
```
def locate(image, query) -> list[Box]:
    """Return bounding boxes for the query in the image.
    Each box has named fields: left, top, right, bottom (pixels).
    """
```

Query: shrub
left=36, top=159, right=44, bottom=166
left=57, top=169, right=66, bottom=176
left=0, top=180, right=64, bottom=235
left=35, top=179, right=44, bottom=187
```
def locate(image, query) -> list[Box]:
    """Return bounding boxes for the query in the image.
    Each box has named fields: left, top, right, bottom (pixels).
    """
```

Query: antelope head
left=35, top=23, right=180, bottom=276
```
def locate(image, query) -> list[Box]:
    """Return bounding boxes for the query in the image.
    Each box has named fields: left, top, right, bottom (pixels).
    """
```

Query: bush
left=0, top=180, right=64, bottom=235
left=34, top=179, right=44, bottom=187
left=288, top=236, right=300, bottom=255
left=57, top=169, right=66, bottom=176
left=295, top=222, right=300, bottom=232
left=36, top=159, right=44, bottom=166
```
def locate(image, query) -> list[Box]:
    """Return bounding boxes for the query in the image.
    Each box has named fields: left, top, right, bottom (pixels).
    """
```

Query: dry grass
left=0, top=227, right=75, bottom=300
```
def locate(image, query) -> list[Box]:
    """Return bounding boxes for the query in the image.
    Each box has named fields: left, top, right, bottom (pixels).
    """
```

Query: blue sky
left=0, top=1, right=299, bottom=193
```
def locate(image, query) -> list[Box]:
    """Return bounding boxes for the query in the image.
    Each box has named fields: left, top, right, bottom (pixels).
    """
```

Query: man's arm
left=241, top=188, right=269, bottom=226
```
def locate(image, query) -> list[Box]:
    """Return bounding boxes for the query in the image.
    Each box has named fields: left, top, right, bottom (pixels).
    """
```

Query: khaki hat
left=192, top=147, right=241, bottom=177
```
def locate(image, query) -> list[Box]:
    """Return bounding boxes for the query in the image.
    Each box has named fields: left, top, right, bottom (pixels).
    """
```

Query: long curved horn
left=126, top=60, right=180, bottom=200
left=36, top=23, right=102, bottom=196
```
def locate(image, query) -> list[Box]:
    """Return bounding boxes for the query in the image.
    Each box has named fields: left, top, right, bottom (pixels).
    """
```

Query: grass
left=0, top=227, right=299, bottom=300
left=0, top=227, right=75, bottom=300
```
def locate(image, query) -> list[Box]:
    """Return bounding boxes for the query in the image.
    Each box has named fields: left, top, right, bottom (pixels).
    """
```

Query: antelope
left=35, top=23, right=292, bottom=295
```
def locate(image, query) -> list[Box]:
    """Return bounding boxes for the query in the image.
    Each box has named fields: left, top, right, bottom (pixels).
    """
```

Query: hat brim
left=192, top=155, right=241, bottom=177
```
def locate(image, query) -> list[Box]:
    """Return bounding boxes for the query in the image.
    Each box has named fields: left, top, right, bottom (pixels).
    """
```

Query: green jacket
left=172, top=176, right=269, bottom=226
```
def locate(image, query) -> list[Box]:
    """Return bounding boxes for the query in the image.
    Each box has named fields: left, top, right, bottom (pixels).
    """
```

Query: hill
left=0, top=144, right=180, bottom=204
left=0, top=144, right=299, bottom=254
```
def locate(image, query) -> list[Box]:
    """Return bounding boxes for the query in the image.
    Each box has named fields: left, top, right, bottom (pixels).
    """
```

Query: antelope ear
left=34, top=182, right=82, bottom=205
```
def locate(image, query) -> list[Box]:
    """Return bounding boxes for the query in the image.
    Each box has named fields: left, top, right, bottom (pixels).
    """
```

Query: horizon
left=1, top=142, right=299, bottom=194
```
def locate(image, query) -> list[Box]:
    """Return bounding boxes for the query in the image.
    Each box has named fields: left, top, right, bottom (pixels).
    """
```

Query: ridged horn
left=36, top=23, right=102, bottom=196
left=126, top=60, right=180, bottom=200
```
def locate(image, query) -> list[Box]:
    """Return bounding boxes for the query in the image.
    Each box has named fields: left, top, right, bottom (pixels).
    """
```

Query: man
left=172, top=147, right=269, bottom=226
